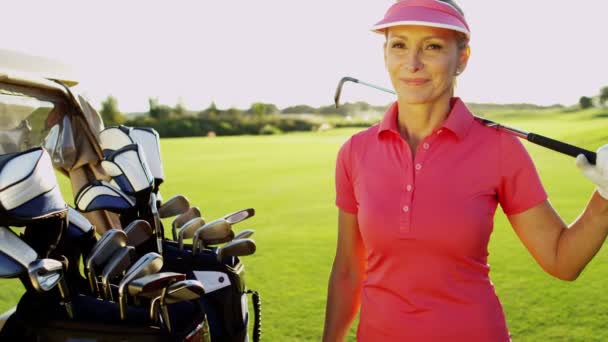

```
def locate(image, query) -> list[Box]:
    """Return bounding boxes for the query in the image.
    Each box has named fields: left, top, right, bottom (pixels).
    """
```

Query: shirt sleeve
left=335, top=138, right=358, bottom=214
left=498, top=134, right=548, bottom=215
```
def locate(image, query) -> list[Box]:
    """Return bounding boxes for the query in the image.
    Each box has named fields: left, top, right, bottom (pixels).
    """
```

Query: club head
left=101, top=246, right=136, bottom=301
left=178, top=217, right=206, bottom=250
left=118, top=252, right=163, bottom=320
left=158, top=195, right=190, bottom=219
left=334, top=76, right=358, bottom=108
left=171, top=207, right=201, bottom=240
left=28, top=258, right=63, bottom=292
left=191, top=219, right=233, bottom=255
left=216, top=238, right=256, bottom=263
left=234, top=229, right=255, bottom=240
left=85, top=229, right=128, bottom=295
left=124, top=220, right=153, bottom=248
left=127, top=272, right=185, bottom=298
left=224, top=208, right=255, bottom=225
left=164, top=279, right=205, bottom=304
left=0, top=226, right=37, bottom=278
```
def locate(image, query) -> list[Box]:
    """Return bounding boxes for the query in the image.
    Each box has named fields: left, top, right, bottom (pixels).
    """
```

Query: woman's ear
left=457, top=46, right=470, bottom=74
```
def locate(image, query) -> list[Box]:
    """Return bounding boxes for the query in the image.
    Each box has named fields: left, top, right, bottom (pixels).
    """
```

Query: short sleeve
left=498, top=134, right=548, bottom=215
left=335, top=138, right=358, bottom=214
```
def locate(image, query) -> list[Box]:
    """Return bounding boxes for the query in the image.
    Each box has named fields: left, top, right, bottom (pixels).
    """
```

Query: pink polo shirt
left=335, top=98, right=547, bottom=341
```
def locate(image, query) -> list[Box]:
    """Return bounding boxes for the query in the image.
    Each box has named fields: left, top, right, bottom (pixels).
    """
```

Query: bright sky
left=3, top=1, right=608, bottom=112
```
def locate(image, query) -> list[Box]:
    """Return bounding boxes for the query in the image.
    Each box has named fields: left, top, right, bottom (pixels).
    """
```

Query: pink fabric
left=371, top=0, right=470, bottom=37
left=335, top=98, right=547, bottom=341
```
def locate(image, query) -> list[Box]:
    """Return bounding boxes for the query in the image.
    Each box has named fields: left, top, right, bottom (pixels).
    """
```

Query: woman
left=322, top=0, right=608, bottom=341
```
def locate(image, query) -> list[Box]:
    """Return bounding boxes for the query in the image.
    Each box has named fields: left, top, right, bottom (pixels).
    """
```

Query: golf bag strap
left=247, top=289, right=261, bottom=342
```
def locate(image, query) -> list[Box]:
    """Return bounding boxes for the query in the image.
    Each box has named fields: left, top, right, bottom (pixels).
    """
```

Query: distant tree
left=600, top=86, right=608, bottom=106
left=579, top=96, right=593, bottom=109
left=282, top=104, right=316, bottom=114
left=199, top=102, right=219, bottom=119
left=173, top=98, right=187, bottom=116
left=100, top=95, right=126, bottom=126
left=248, top=102, right=279, bottom=116
left=148, top=97, right=171, bottom=120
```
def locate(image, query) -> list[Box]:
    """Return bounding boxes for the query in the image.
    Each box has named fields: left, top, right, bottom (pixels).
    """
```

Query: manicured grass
left=1, top=109, right=607, bottom=341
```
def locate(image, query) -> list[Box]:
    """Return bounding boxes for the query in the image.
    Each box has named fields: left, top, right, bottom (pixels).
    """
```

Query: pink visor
left=371, top=0, right=470, bottom=39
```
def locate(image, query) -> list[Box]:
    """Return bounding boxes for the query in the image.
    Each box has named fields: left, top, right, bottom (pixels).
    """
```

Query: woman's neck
left=396, top=95, right=453, bottom=148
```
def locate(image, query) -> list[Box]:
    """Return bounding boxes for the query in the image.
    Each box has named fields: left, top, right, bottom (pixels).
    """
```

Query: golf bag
left=162, top=241, right=262, bottom=342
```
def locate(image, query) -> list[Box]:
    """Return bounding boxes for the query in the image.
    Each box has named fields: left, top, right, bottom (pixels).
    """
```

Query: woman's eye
left=391, top=42, right=406, bottom=49
left=426, top=43, right=443, bottom=50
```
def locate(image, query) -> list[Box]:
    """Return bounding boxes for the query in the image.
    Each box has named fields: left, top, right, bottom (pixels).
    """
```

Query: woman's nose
left=404, top=51, right=423, bottom=73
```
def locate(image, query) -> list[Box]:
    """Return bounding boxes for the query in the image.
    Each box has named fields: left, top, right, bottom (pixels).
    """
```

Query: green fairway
left=0, top=109, right=607, bottom=341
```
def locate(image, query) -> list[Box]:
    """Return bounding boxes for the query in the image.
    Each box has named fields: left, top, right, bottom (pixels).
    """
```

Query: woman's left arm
left=508, top=145, right=608, bottom=281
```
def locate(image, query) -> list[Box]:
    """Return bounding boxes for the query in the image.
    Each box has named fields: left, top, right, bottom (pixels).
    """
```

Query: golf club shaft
left=335, top=77, right=597, bottom=164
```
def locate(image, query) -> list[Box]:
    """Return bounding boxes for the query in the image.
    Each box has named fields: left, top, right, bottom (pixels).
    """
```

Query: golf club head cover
left=0, top=147, right=67, bottom=225
left=75, top=180, right=136, bottom=213
left=576, top=144, right=608, bottom=200
left=99, top=126, right=133, bottom=157
left=100, top=125, right=164, bottom=191
left=101, top=144, right=154, bottom=197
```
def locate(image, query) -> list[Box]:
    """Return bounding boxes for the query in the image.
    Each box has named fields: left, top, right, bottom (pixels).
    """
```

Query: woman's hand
left=576, top=144, right=608, bottom=200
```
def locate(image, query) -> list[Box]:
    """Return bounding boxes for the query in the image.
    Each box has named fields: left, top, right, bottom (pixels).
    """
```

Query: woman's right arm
left=322, top=209, right=367, bottom=342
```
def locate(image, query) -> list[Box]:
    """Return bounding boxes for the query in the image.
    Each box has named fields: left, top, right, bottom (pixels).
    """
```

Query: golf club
left=118, top=252, right=163, bottom=320
left=334, top=76, right=598, bottom=164
left=171, top=207, right=201, bottom=241
left=0, top=227, right=73, bottom=318
left=124, top=220, right=153, bottom=248
left=191, top=219, right=235, bottom=255
left=216, top=238, right=256, bottom=263
left=28, top=258, right=74, bottom=318
left=85, top=229, right=128, bottom=295
left=155, top=279, right=205, bottom=332
left=158, top=195, right=190, bottom=219
left=234, top=229, right=255, bottom=240
left=178, top=217, right=206, bottom=251
left=224, top=208, right=255, bottom=225
left=127, top=272, right=186, bottom=323
left=100, top=245, right=136, bottom=301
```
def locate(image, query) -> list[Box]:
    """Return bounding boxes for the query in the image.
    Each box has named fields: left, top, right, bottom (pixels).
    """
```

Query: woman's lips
left=401, top=78, right=429, bottom=86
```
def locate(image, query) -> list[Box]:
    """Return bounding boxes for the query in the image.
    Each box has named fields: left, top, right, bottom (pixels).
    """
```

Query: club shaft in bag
left=334, top=76, right=597, bottom=164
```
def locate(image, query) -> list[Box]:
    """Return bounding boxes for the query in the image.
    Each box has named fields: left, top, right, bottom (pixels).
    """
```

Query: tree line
left=99, top=97, right=385, bottom=137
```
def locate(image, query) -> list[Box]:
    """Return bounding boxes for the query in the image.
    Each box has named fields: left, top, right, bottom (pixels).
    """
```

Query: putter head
left=0, top=226, right=37, bottom=278
left=28, top=258, right=64, bottom=292
left=158, top=195, right=190, bottom=219
left=124, top=219, right=153, bottom=248
left=224, top=208, right=255, bottom=225
left=234, top=229, right=255, bottom=240
left=178, top=217, right=206, bottom=250
left=118, top=252, right=163, bottom=320
left=101, top=245, right=136, bottom=301
left=171, top=207, right=201, bottom=241
left=85, top=229, right=128, bottom=294
left=192, top=219, right=233, bottom=255
left=75, top=180, right=136, bottom=213
left=217, top=238, right=256, bottom=262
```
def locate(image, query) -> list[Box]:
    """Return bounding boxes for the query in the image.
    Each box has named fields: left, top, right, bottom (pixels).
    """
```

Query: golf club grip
left=527, top=133, right=597, bottom=164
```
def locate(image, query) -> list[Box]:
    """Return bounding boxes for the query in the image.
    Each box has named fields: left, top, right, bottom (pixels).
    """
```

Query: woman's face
left=384, top=25, right=468, bottom=105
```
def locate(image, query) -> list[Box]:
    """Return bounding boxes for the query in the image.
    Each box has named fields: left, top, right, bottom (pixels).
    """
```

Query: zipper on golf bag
left=246, top=289, right=261, bottom=342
